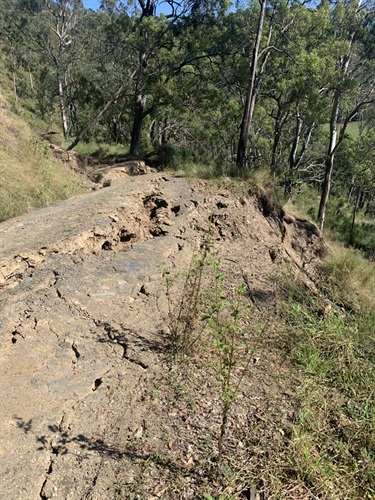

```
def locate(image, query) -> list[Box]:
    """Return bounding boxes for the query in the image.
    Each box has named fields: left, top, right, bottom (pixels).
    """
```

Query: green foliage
left=277, top=268, right=375, bottom=497
left=204, top=260, right=265, bottom=465
left=162, top=237, right=264, bottom=471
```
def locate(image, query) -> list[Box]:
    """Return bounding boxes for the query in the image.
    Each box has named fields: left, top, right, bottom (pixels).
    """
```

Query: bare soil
left=0, top=168, right=325, bottom=499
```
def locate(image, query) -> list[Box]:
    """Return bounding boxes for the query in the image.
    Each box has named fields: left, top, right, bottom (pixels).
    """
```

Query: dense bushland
left=0, top=0, right=374, bottom=244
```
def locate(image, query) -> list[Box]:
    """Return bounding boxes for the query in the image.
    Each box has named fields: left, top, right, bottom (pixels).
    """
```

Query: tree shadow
left=96, top=321, right=166, bottom=360
left=14, top=416, right=141, bottom=460
left=13, top=416, right=189, bottom=476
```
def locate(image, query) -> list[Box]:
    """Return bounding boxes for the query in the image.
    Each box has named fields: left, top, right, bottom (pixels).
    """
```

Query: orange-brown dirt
left=0, top=168, right=324, bottom=499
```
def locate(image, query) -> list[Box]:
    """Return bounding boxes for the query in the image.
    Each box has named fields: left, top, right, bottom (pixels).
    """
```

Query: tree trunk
left=29, top=69, right=34, bottom=91
left=67, top=68, right=139, bottom=151
left=318, top=154, right=335, bottom=232
left=161, top=114, right=168, bottom=144
left=289, top=111, right=303, bottom=170
left=317, top=24, right=355, bottom=231
left=129, top=91, right=147, bottom=157
left=317, top=87, right=341, bottom=231
left=349, top=188, right=360, bottom=245
left=58, top=79, right=69, bottom=139
left=347, top=174, right=356, bottom=202
left=150, top=119, right=156, bottom=145
left=236, top=0, right=267, bottom=168
left=26, top=58, right=34, bottom=91
left=13, top=71, right=18, bottom=102
left=295, top=123, right=314, bottom=171
left=271, top=105, right=288, bottom=174
left=284, top=121, right=314, bottom=199
left=358, top=190, right=366, bottom=209
left=128, top=1, right=156, bottom=156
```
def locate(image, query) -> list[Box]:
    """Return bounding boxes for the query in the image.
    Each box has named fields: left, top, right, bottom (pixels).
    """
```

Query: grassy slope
left=274, top=251, right=375, bottom=498
left=0, top=93, right=90, bottom=222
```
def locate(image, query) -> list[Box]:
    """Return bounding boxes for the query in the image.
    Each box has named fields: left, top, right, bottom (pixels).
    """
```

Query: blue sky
left=83, top=0, right=101, bottom=10
left=82, top=0, right=234, bottom=13
left=82, top=0, right=173, bottom=12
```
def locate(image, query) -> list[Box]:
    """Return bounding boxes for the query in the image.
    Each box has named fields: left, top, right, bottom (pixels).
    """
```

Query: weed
left=163, top=243, right=265, bottom=472
left=322, top=245, right=375, bottom=311
left=204, top=262, right=266, bottom=465
left=161, top=227, right=213, bottom=357
left=72, top=141, right=129, bottom=158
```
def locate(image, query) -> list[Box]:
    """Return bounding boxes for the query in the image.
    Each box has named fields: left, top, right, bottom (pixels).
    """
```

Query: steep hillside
left=0, top=92, right=90, bottom=222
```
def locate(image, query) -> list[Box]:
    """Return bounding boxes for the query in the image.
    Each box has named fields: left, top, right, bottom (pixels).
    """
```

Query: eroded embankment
left=0, top=173, right=323, bottom=499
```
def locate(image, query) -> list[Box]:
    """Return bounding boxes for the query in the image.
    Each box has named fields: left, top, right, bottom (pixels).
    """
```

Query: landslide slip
left=0, top=173, right=323, bottom=499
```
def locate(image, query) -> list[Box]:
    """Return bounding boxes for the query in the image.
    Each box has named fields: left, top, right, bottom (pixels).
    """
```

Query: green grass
left=345, top=122, right=362, bottom=140
left=0, top=92, right=89, bottom=222
left=68, top=140, right=129, bottom=158
left=321, top=121, right=362, bottom=140
left=276, top=261, right=375, bottom=498
left=322, top=246, right=375, bottom=311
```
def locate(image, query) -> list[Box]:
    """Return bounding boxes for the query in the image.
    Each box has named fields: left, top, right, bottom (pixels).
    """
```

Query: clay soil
left=0, top=168, right=327, bottom=499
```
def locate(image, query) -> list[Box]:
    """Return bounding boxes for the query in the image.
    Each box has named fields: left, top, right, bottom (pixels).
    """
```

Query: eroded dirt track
left=0, top=174, right=322, bottom=499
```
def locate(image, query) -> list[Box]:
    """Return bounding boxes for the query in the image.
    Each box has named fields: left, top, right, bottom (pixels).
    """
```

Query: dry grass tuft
left=322, top=244, right=375, bottom=311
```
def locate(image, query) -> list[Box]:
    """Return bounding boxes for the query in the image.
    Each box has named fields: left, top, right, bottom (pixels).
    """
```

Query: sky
left=82, top=0, right=235, bottom=13
left=82, top=0, right=174, bottom=13
left=83, top=0, right=101, bottom=10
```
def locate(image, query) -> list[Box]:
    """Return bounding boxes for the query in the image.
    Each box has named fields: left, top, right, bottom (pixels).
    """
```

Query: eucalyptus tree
left=36, top=0, right=85, bottom=137
left=0, top=0, right=45, bottom=100
left=69, top=9, right=137, bottom=142
left=236, top=0, right=268, bottom=167
left=144, top=7, right=241, bottom=163
left=67, top=0, right=230, bottom=154
left=262, top=1, right=333, bottom=180
left=317, top=0, right=375, bottom=231
left=2, top=0, right=87, bottom=137
left=235, top=0, right=322, bottom=169
left=127, top=0, right=230, bottom=156
left=43, top=0, right=83, bottom=137
left=334, top=126, right=375, bottom=245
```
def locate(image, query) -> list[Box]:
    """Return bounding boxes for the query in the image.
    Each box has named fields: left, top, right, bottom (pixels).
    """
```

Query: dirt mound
left=50, top=145, right=156, bottom=185
left=0, top=187, right=179, bottom=290
left=0, top=174, right=324, bottom=499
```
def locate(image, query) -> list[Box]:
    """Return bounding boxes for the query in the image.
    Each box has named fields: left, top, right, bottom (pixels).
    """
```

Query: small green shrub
left=162, top=238, right=264, bottom=469
left=205, top=261, right=265, bottom=465
left=72, top=141, right=128, bottom=158
left=162, top=243, right=211, bottom=356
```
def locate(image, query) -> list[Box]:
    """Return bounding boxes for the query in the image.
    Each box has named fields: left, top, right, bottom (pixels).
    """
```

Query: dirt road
left=0, top=173, right=322, bottom=499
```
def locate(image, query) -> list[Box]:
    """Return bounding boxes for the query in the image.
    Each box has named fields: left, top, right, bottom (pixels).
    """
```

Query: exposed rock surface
left=0, top=173, right=323, bottom=499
